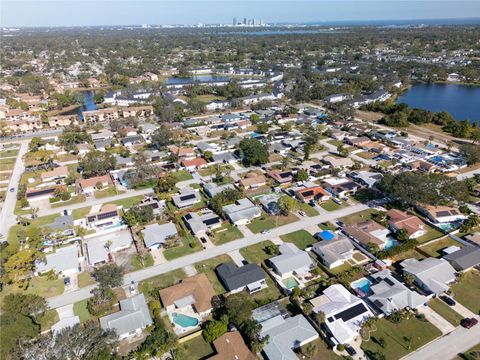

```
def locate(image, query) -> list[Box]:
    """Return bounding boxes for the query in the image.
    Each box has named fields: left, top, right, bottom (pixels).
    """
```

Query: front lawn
left=72, top=206, right=92, bottom=220
left=94, top=186, right=124, bottom=199
left=73, top=299, right=94, bottom=322
left=280, top=230, right=317, bottom=249
left=247, top=212, right=298, bottom=234
left=111, top=195, right=144, bottom=209
left=194, top=254, right=232, bottom=295
left=419, top=237, right=463, bottom=258
left=320, top=199, right=346, bottom=212
left=50, top=194, right=86, bottom=208
left=429, top=298, right=463, bottom=326
left=339, top=208, right=380, bottom=225
left=210, top=223, right=243, bottom=245
left=296, top=338, right=342, bottom=360
left=361, top=316, right=442, bottom=359
left=176, top=334, right=214, bottom=360
left=0, top=149, right=19, bottom=158
left=38, top=309, right=59, bottom=332
left=138, top=268, right=187, bottom=299
left=163, top=235, right=202, bottom=261
left=450, top=270, right=480, bottom=314
left=298, top=202, right=319, bottom=216
left=173, top=170, right=193, bottom=182
left=131, top=253, right=154, bottom=270
left=239, top=240, right=277, bottom=264
left=0, top=276, right=65, bottom=307
left=77, top=272, right=95, bottom=288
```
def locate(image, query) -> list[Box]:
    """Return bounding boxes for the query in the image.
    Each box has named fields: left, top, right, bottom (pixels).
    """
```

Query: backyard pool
left=282, top=277, right=300, bottom=290
left=384, top=238, right=400, bottom=250
left=351, top=277, right=372, bottom=296
left=437, top=222, right=460, bottom=232
left=172, top=313, right=199, bottom=328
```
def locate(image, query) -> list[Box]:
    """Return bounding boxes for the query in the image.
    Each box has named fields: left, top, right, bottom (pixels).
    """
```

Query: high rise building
left=233, top=17, right=237, bottom=26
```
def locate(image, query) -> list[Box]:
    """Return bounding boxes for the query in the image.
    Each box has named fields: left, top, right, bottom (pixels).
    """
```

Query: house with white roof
left=100, top=293, right=153, bottom=339
left=310, top=284, right=373, bottom=344
left=183, top=210, right=222, bottom=237
left=35, top=244, right=80, bottom=276
left=142, top=222, right=178, bottom=249
left=203, top=182, right=236, bottom=198
left=312, top=233, right=355, bottom=269
left=85, top=230, right=133, bottom=267
left=400, top=258, right=456, bottom=295
left=172, top=187, right=202, bottom=209
left=223, top=198, right=261, bottom=226
left=269, top=243, right=313, bottom=289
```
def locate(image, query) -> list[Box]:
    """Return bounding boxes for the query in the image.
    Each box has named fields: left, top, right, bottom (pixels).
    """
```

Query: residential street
left=47, top=203, right=368, bottom=309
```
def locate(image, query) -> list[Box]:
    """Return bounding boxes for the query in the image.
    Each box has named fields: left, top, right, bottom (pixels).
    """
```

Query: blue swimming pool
left=172, top=313, right=199, bottom=328
left=384, top=238, right=399, bottom=250
left=351, top=278, right=372, bottom=294
left=282, top=277, right=300, bottom=290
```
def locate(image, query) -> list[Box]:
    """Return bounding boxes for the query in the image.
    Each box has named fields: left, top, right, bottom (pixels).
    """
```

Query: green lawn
left=195, top=94, right=226, bottom=103
left=94, top=186, right=123, bottom=199
left=320, top=199, right=346, bottom=212
left=72, top=206, right=92, bottom=220
left=210, top=223, right=243, bottom=245
left=132, top=253, right=154, bottom=270
left=176, top=334, right=214, bottom=360
left=340, top=208, right=380, bottom=225
left=0, top=276, right=64, bottom=307
left=163, top=235, right=202, bottom=261
left=318, top=222, right=337, bottom=231
left=250, top=273, right=282, bottom=307
left=38, top=309, right=59, bottom=332
left=455, top=343, right=480, bottom=360
left=391, top=248, right=426, bottom=263
left=247, top=212, right=298, bottom=234
left=0, top=149, right=19, bottom=158
left=77, top=272, right=95, bottom=288
left=416, top=225, right=444, bottom=244
left=429, top=298, right=463, bottom=326
left=50, top=194, right=86, bottom=208
left=194, top=254, right=232, bottom=295
left=239, top=240, right=277, bottom=264
left=297, top=338, right=342, bottom=360
left=174, top=170, right=193, bottom=182
left=450, top=270, right=480, bottom=314
left=139, top=268, right=188, bottom=299
left=361, top=317, right=442, bottom=359
left=298, top=202, right=319, bottom=216
left=280, top=230, right=317, bottom=249
left=419, top=237, right=463, bottom=258
left=0, top=157, right=16, bottom=170
left=111, top=195, right=144, bottom=209
left=73, top=299, right=94, bottom=322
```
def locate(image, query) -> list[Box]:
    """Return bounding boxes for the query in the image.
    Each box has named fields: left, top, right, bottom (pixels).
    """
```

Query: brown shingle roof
left=387, top=209, right=424, bottom=237
left=78, top=174, right=113, bottom=189
left=210, top=332, right=256, bottom=360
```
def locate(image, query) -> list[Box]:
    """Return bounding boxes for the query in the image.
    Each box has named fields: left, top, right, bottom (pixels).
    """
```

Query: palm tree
left=30, top=207, right=39, bottom=219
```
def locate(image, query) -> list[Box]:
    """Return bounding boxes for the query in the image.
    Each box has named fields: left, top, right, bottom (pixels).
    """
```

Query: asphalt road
left=47, top=203, right=368, bottom=309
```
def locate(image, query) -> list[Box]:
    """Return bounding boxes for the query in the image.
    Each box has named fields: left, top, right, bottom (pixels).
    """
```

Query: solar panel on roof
left=384, top=278, right=395, bottom=286
left=204, top=217, right=220, bottom=226
left=436, top=210, right=451, bottom=217
left=26, top=188, right=55, bottom=197
left=302, top=190, right=314, bottom=197
left=279, top=172, right=291, bottom=178
left=97, top=211, right=118, bottom=220
left=334, top=303, right=369, bottom=322
left=180, top=194, right=196, bottom=201
left=373, top=300, right=384, bottom=308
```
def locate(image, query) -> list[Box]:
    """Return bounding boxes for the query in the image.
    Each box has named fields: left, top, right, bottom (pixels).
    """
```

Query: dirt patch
left=355, top=110, right=383, bottom=122
left=113, top=247, right=138, bottom=273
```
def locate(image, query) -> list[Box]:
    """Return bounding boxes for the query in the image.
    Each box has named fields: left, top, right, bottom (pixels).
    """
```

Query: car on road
left=344, top=344, right=357, bottom=356
left=261, top=230, right=270, bottom=235
left=298, top=211, right=306, bottom=217
left=440, top=295, right=456, bottom=306
left=64, top=277, right=71, bottom=286
left=9, top=188, right=14, bottom=192
left=336, top=220, right=344, bottom=227
left=461, top=318, right=478, bottom=329
left=241, top=260, right=249, bottom=265
left=200, top=237, right=207, bottom=244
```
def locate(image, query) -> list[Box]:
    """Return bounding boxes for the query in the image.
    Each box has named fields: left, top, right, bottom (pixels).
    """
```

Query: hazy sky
left=2, top=0, right=480, bottom=27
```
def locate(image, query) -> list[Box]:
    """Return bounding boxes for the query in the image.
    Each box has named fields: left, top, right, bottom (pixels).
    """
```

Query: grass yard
left=247, top=212, right=298, bottom=233
left=239, top=240, right=277, bottom=264
left=0, top=149, right=19, bottom=158
left=210, top=223, right=243, bottom=245
left=72, top=206, right=92, bottom=220
left=0, top=157, right=16, bottom=170
left=77, top=272, right=95, bottom=288
left=280, top=230, right=317, bottom=249
left=194, top=254, right=232, bottom=295
left=50, top=194, right=86, bottom=208
left=195, top=94, right=226, bottom=103
left=391, top=248, right=426, bottom=263
left=419, top=237, right=463, bottom=258
left=298, top=202, right=319, bottom=216
left=131, top=253, right=154, bottom=270
left=416, top=225, right=444, bottom=244
left=320, top=199, right=347, bottom=212
left=174, top=170, right=193, bottom=182
left=139, top=269, right=188, bottom=301
left=163, top=237, right=202, bottom=261
left=94, top=186, right=123, bottom=199
left=455, top=343, right=480, bottom=360
left=340, top=208, right=381, bottom=225
left=297, top=338, right=342, bottom=360
left=429, top=298, right=463, bottom=326
left=38, top=309, right=60, bottom=332
left=250, top=273, right=282, bottom=307
left=0, top=276, right=64, bottom=307
left=176, top=333, right=214, bottom=360
left=361, top=317, right=442, bottom=359
left=450, top=270, right=480, bottom=314
left=318, top=222, right=337, bottom=231
left=73, top=299, right=94, bottom=322
left=111, top=195, right=144, bottom=209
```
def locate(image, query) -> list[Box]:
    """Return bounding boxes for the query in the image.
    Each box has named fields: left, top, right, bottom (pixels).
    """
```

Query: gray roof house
left=42, top=215, right=74, bottom=236
left=36, top=244, right=80, bottom=276
left=258, top=193, right=281, bottom=215
left=269, top=243, right=313, bottom=277
left=203, top=182, right=236, bottom=198
left=212, top=151, right=237, bottom=164
left=400, top=258, right=456, bottom=295
left=260, top=314, right=319, bottom=360
left=183, top=210, right=222, bottom=236
left=172, top=188, right=202, bottom=209
left=216, top=262, right=267, bottom=293
left=312, top=236, right=355, bottom=269
left=100, top=293, right=153, bottom=339
left=444, top=245, right=480, bottom=271
left=85, top=230, right=133, bottom=266
left=368, top=270, right=427, bottom=315
left=223, top=198, right=261, bottom=226
left=142, top=222, right=178, bottom=249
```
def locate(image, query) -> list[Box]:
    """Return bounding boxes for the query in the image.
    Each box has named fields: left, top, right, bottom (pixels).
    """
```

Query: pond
left=397, top=83, right=480, bottom=123
left=63, top=90, right=97, bottom=120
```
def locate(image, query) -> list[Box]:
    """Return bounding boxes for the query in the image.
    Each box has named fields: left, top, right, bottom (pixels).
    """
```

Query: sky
left=1, top=0, right=480, bottom=27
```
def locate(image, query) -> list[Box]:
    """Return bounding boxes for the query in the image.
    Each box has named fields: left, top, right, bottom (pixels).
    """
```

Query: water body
left=397, top=83, right=480, bottom=123
left=164, top=75, right=231, bottom=85
left=63, top=90, right=97, bottom=120
left=224, top=29, right=340, bottom=36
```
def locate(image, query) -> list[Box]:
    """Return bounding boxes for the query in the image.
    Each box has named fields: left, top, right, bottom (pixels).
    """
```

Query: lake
left=397, top=83, right=480, bottom=123
left=63, top=91, right=97, bottom=120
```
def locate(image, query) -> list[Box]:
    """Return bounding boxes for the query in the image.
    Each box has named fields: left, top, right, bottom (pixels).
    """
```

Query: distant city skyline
left=1, top=1, right=480, bottom=27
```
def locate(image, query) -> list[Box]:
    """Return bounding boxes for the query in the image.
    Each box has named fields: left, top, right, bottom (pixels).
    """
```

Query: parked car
left=299, top=211, right=306, bottom=217
left=345, top=344, right=357, bottom=356
left=64, top=277, right=71, bottom=286
left=9, top=188, right=14, bottom=192
left=200, top=237, right=207, bottom=244
left=440, top=295, right=456, bottom=306
left=333, top=198, right=343, bottom=205
left=461, top=318, right=478, bottom=329
left=261, top=230, right=270, bottom=235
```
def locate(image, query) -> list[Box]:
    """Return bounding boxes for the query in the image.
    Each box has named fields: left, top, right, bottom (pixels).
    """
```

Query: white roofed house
left=183, top=210, right=222, bottom=237
left=222, top=198, right=261, bottom=226
left=35, top=244, right=80, bottom=277
left=312, top=234, right=355, bottom=269
left=141, top=222, right=178, bottom=250
left=85, top=230, right=133, bottom=267
left=400, top=258, right=456, bottom=295
left=100, top=293, right=153, bottom=339
left=172, top=187, right=202, bottom=209
left=310, top=284, right=373, bottom=344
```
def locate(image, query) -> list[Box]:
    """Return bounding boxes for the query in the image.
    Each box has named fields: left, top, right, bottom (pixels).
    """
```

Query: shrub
left=337, top=344, right=345, bottom=352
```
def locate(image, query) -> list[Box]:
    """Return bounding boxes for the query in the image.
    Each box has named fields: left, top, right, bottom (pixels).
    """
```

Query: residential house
left=42, top=215, right=74, bottom=237
left=216, top=262, right=267, bottom=294
left=310, top=284, right=373, bottom=344
left=100, top=293, right=153, bottom=339
left=387, top=209, right=425, bottom=239
left=223, top=198, right=261, bottom=226
left=269, top=243, right=313, bottom=279
left=312, top=234, right=355, bottom=269
left=120, top=105, right=153, bottom=118
left=26, top=186, right=64, bottom=202
left=239, top=172, right=267, bottom=189
left=257, top=193, right=281, bottom=215
left=350, top=171, right=383, bottom=188
left=181, top=157, right=208, bottom=171
left=41, top=166, right=69, bottom=182
left=85, top=230, right=133, bottom=266
left=416, top=204, right=467, bottom=224
left=172, top=188, right=202, bottom=209
left=48, top=114, right=79, bottom=128
left=183, top=210, right=222, bottom=237
left=77, top=174, right=113, bottom=195
left=295, top=185, right=331, bottom=203
left=169, top=146, right=195, bottom=160
left=400, top=258, right=456, bottom=295
left=444, top=245, right=480, bottom=271
left=212, top=151, right=237, bottom=164
left=343, top=221, right=391, bottom=250
left=35, top=244, right=80, bottom=276
left=85, top=204, right=120, bottom=229
left=203, top=182, right=236, bottom=198
left=267, top=170, right=293, bottom=184
left=82, top=108, right=119, bottom=122
left=159, top=273, right=216, bottom=316
left=368, top=270, right=427, bottom=315
left=409, top=160, right=437, bottom=173
left=346, top=137, right=371, bottom=147
left=323, top=181, right=359, bottom=198
left=120, top=135, right=143, bottom=147
left=322, top=156, right=354, bottom=169
left=208, top=331, right=256, bottom=360
left=142, top=222, right=178, bottom=249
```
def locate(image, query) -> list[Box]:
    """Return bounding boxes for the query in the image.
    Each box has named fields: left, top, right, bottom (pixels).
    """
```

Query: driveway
left=150, top=248, right=166, bottom=265
left=451, top=301, right=476, bottom=318
left=418, top=305, right=456, bottom=334
left=228, top=250, right=246, bottom=266
left=56, top=304, right=74, bottom=320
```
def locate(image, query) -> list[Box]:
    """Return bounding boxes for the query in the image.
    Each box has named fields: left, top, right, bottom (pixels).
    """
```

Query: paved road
left=457, top=168, right=480, bottom=180
left=318, top=139, right=376, bottom=167
left=47, top=203, right=368, bottom=309
left=0, top=141, right=29, bottom=239
left=402, top=315, right=480, bottom=360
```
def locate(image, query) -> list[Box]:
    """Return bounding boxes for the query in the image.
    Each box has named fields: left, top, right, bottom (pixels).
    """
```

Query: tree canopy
left=80, top=151, right=116, bottom=178
left=238, top=138, right=269, bottom=166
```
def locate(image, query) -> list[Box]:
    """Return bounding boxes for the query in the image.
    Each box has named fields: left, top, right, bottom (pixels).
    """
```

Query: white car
left=299, top=211, right=306, bottom=217
left=261, top=230, right=270, bottom=235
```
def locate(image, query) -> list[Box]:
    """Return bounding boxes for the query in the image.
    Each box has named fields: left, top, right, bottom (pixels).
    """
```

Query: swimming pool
left=437, top=222, right=459, bottom=232
left=351, top=278, right=372, bottom=294
left=172, top=313, right=199, bottom=328
left=282, top=277, right=300, bottom=290
left=384, top=238, right=399, bottom=250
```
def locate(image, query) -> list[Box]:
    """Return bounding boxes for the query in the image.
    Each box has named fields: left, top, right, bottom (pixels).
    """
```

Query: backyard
left=280, top=230, right=317, bottom=250
left=175, top=333, right=214, bottom=360
left=194, top=254, right=232, bottom=294
left=450, top=270, right=480, bottom=314
left=247, top=212, right=298, bottom=233
left=416, top=225, right=444, bottom=244
left=419, top=237, right=463, bottom=258
left=361, top=316, right=442, bottom=359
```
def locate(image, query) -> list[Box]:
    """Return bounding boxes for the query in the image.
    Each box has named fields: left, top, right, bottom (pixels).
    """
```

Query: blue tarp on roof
left=319, top=230, right=335, bottom=241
